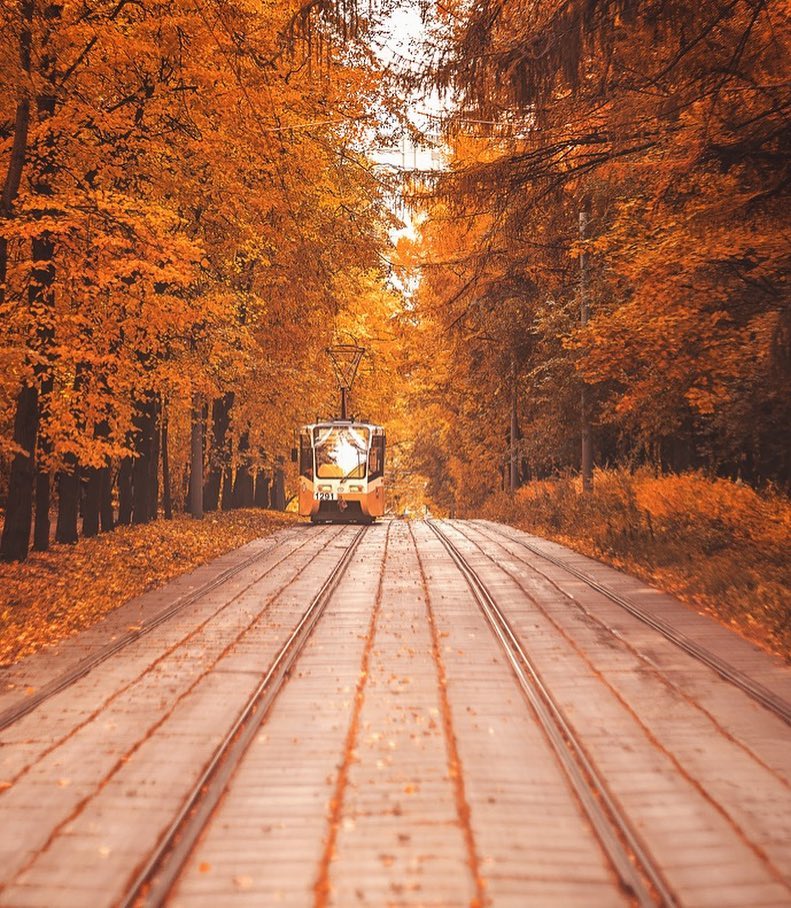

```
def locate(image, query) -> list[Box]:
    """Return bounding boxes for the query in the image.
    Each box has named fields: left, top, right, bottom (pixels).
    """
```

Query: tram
left=295, top=420, right=386, bottom=523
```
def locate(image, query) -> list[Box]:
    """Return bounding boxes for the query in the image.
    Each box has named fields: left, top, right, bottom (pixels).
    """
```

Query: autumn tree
left=0, top=0, right=402, bottom=560
left=402, top=0, right=790, bottom=511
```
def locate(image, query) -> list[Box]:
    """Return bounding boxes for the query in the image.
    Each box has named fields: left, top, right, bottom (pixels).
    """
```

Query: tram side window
left=368, top=435, right=385, bottom=481
left=299, top=433, right=313, bottom=478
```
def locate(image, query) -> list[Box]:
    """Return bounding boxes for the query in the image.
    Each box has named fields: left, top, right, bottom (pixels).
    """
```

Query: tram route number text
left=314, top=491, right=336, bottom=501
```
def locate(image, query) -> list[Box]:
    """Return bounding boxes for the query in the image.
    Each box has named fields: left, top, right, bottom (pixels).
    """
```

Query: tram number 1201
left=314, top=491, right=335, bottom=501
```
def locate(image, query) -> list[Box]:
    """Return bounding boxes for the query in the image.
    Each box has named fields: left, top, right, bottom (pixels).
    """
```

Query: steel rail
left=119, top=524, right=368, bottom=908
left=474, top=520, right=791, bottom=726
left=0, top=526, right=314, bottom=732
left=427, top=519, right=677, bottom=908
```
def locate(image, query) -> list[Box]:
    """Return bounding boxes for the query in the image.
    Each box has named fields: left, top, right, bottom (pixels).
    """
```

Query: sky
left=370, top=1, right=448, bottom=174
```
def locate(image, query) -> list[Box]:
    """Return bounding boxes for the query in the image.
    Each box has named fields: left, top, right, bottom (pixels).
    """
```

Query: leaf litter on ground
left=0, top=510, right=299, bottom=667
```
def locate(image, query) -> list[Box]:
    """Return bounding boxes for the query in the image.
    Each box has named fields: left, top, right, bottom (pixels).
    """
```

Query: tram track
left=427, top=518, right=677, bottom=908
left=118, top=524, right=368, bottom=908
left=473, top=520, right=791, bottom=727
left=0, top=525, right=313, bottom=733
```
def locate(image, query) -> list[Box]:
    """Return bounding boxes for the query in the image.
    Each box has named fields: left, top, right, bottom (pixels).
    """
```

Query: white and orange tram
left=295, top=420, right=385, bottom=523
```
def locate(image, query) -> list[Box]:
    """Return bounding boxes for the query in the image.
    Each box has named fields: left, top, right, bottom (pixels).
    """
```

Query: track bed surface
left=0, top=519, right=789, bottom=907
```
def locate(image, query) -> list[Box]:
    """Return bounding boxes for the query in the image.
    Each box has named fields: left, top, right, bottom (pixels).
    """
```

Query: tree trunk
left=82, top=420, right=109, bottom=539
left=0, top=0, right=32, bottom=301
left=2, top=231, right=56, bottom=561
left=132, top=394, right=155, bottom=524
left=204, top=392, right=233, bottom=511
left=56, top=458, right=80, bottom=544
left=579, top=207, right=594, bottom=493
left=189, top=392, right=204, bottom=519
left=161, top=407, right=172, bottom=520
left=2, top=8, right=60, bottom=562
left=232, top=431, right=254, bottom=508
left=118, top=456, right=133, bottom=525
left=32, top=394, right=54, bottom=552
left=82, top=466, right=101, bottom=537
left=148, top=395, right=160, bottom=521
left=1, top=385, right=38, bottom=561
left=271, top=459, right=286, bottom=511
left=33, top=467, right=51, bottom=551
left=254, top=470, right=270, bottom=508
left=221, top=464, right=234, bottom=510
left=510, top=361, right=519, bottom=493
left=99, top=463, right=114, bottom=532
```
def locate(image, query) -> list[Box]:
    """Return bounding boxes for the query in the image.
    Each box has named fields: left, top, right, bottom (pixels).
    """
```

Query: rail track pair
left=2, top=518, right=788, bottom=907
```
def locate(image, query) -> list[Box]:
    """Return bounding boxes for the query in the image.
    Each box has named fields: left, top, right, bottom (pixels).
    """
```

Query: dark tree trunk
left=88, top=418, right=114, bottom=534
left=254, top=470, right=270, bottom=508
left=56, top=457, right=80, bottom=544
left=203, top=468, right=220, bottom=511
left=221, top=465, right=234, bottom=511
left=161, top=408, right=172, bottom=520
left=82, top=467, right=101, bottom=537
left=33, top=407, right=53, bottom=551
left=33, top=467, right=51, bottom=551
left=148, top=395, right=160, bottom=521
left=99, top=464, right=114, bottom=531
left=232, top=432, right=254, bottom=508
left=271, top=459, right=286, bottom=511
left=132, top=394, right=156, bottom=524
left=0, top=2, right=54, bottom=563
left=1, top=385, right=38, bottom=561
left=204, top=392, right=234, bottom=511
left=0, top=0, right=32, bottom=298
left=118, top=456, right=133, bottom=525
left=1, top=231, right=56, bottom=562
left=189, top=392, right=204, bottom=519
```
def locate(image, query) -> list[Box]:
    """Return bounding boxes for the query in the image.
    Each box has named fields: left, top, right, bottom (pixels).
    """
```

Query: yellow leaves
left=0, top=510, right=297, bottom=667
left=501, top=469, right=791, bottom=658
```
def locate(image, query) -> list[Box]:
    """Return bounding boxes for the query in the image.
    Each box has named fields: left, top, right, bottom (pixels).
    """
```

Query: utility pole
left=579, top=208, right=593, bottom=493
left=510, top=358, right=519, bottom=493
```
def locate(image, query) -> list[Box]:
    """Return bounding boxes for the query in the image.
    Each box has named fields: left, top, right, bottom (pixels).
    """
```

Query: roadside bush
left=480, top=470, right=791, bottom=659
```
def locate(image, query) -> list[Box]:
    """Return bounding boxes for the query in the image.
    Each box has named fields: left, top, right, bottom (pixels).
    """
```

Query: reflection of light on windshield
left=333, top=436, right=362, bottom=475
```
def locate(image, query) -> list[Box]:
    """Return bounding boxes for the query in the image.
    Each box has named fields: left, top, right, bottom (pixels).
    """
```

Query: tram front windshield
left=314, top=426, right=370, bottom=479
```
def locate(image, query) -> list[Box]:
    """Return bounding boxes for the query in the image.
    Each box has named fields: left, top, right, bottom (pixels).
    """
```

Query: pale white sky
left=370, top=1, right=448, bottom=174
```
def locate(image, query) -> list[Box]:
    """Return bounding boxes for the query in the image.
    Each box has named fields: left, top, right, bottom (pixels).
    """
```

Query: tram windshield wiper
left=341, top=460, right=365, bottom=481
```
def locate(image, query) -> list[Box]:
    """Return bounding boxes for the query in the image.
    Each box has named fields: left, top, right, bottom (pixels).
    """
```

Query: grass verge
left=0, top=509, right=299, bottom=667
left=479, top=469, right=791, bottom=660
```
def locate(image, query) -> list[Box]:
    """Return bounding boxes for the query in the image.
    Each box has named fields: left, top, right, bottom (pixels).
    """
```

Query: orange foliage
left=482, top=470, right=791, bottom=658
left=0, top=510, right=297, bottom=666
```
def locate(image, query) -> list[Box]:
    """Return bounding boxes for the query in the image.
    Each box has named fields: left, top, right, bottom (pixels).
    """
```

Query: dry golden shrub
left=481, top=470, right=791, bottom=659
